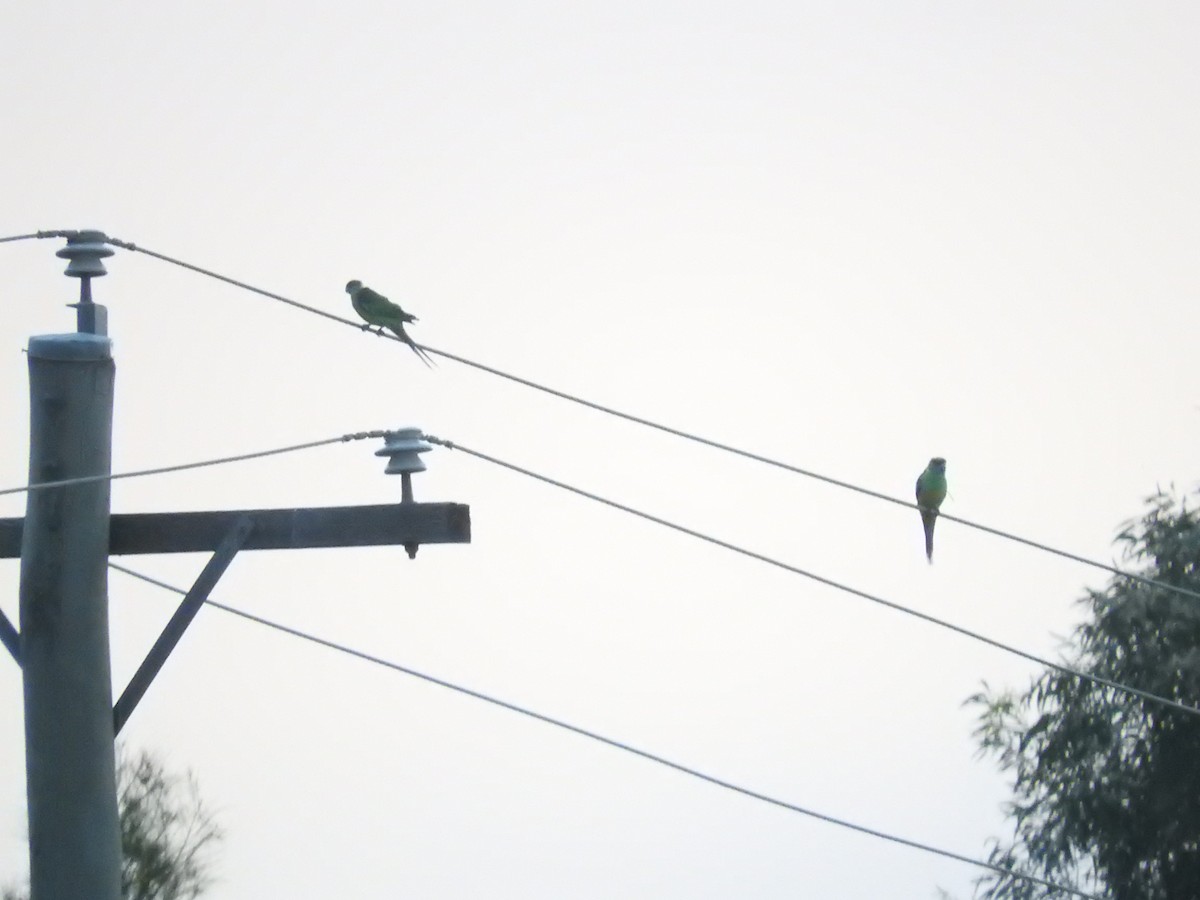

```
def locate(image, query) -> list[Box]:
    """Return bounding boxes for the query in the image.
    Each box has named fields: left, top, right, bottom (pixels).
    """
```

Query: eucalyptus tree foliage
left=5, top=749, right=222, bottom=900
left=118, top=749, right=222, bottom=900
left=970, top=490, right=1200, bottom=900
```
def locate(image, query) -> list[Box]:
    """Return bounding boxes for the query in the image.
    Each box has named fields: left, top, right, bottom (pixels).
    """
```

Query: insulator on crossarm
left=375, top=428, right=432, bottom=477
left=56, top=230, right=112, bottom=335
left=375, top=428, right=433, bottom=559
left=56, top=230, right=113, bottom=278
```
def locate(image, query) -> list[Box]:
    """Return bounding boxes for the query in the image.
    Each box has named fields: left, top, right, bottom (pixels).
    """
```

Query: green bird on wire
left=915, top=457, right=948, bottom=563
left=345, top=280, right=434, bottom=367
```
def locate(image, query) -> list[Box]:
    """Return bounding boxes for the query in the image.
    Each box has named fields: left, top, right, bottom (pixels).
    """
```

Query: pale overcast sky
left=3, top=2, right=1199, bottom=897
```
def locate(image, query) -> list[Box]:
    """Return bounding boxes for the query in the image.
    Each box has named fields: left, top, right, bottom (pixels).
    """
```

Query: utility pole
left=20, top=232, right=122, bottom=900
left=3, top=232, right=470, bottom=899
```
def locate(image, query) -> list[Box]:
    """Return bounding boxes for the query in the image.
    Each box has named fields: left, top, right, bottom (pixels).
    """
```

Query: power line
left=107, top=561, right=1102, bottom=900
left=0, top=230, right=77, bottom=245
left=105, top=237, right=378, bottom=332
left=95, top=239, right=1200, bottom=608
left=2, top=234, right=1110, bottom=898
left=416, top=347, right=1200, bottom=605
left=0, top=432, right=386, bottom=499
left=425, top=435, right=1200, bottom=723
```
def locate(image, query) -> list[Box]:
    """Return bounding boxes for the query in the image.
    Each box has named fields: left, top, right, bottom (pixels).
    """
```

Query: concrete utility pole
left=20, top=331, right=122, bottom=900
left=4, top=232, right=470, bottom=899
left=18, top=231, right=121, bottom=900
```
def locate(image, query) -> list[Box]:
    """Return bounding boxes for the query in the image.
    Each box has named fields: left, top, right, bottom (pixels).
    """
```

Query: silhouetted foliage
left=970, top=489, right=1200, bottom=899
left=5, top=749, right=221, bottom=900
left=118, top=749, right=222, bottom=900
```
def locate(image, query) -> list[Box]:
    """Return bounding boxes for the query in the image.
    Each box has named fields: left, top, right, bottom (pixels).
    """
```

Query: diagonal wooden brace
left=0, top=607, right=19, bottom=665
left=112, top=516, right=255, bottom=735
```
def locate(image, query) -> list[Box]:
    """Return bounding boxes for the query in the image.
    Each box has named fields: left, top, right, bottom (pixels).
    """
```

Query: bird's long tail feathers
left=387, top=327, right=436, bottom=368
left=921, top=508, right=937, bottom=564
left=411, top=344, right=436, bottom=368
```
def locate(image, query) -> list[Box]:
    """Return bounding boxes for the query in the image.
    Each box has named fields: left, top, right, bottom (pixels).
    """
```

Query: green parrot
left=345, top=280, right=434, bottom=367
left=914, top=457, right=948, bottom=563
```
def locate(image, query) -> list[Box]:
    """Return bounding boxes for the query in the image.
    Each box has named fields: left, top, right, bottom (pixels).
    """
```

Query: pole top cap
left=27, top=333, right=113, bottom=360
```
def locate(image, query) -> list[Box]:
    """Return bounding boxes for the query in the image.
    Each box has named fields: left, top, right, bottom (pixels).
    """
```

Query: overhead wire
left=7, top=236, right=1192, bottom=715
left=9, top=236, right=1192, bottom=715
left=401, top=348, right=1200, bottom=605
left=0, top=232, right=1145, bottom=894
left=107, top=560, right=1103, bottom=900
left=105, top=236, right=373, bottom=331
left=0, top=431, right=386, bottom=498
left=93, top=238, right=1200, bottom=607
left=0, top=229, right=80, bottom=244
left=423, top=434, right=1200, bottom=722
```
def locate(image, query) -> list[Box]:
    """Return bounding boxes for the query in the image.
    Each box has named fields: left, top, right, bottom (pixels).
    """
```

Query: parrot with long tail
left=915, top=457, right=947, bottom=563
left=345, top=280, right=434, bottom=367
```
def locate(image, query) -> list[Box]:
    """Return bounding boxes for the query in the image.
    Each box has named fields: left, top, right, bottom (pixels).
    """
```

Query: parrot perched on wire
left=345, top=280, right=434, bottom=367
left=915, top=457, right=948, bottom=563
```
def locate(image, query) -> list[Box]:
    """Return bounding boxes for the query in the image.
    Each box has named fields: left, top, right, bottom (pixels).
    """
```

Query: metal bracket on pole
left=0, top=609, right=18, bottom=666
left=112, top=516, right=254, bottom=735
